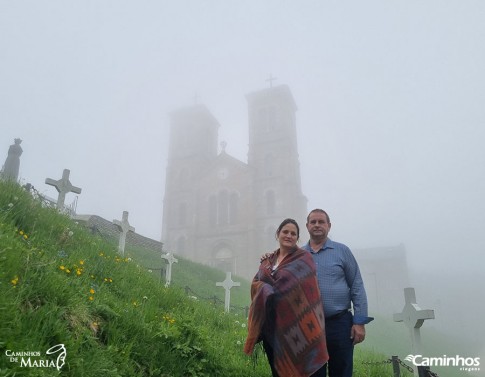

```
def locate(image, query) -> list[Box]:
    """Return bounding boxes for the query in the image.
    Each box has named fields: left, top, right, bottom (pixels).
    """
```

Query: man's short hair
left=307, top=209, right=330, bottom=224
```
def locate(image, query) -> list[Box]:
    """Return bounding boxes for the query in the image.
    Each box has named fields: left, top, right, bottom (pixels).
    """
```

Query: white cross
left=45, top=169, right=82, bottom=210
left=113, top=211, right=134, bottom=256
left=161, top=252, right=178, bottom=287
left=393, top=287, right=435, bottom=377
left=216, top=271, right=240, bottom=312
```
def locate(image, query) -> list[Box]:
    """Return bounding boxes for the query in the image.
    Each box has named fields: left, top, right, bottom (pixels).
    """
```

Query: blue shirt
left=303, top=239, right=373, bottom=325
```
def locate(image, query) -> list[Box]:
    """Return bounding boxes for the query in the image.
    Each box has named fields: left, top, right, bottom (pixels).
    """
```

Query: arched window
left=209, top=195, right=217, bottom=225
left=264, top=154, right=273, bottom=177
left=229, top=192, right=239, bottom=224
left=218, top=190, right=229, bottom=225
left=176, top=236, right=186, bottom=255
left=258, top=106, right=276, bottom=132
left=266, top=190, right=275, bottom=215
left=214, top=245, right=233, bottom=273
left=179, top=202, right=187, bottom=226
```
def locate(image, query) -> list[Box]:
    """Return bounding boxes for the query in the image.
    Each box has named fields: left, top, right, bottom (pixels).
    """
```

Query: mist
left=2, top=0, right=484, bottom=367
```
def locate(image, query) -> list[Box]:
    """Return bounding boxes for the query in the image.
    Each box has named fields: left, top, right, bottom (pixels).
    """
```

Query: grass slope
left=1, top=180, right=410, bottom=376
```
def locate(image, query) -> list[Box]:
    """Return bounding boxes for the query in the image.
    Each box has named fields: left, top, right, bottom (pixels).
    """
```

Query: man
left=303, top=209, right=373, bottom=377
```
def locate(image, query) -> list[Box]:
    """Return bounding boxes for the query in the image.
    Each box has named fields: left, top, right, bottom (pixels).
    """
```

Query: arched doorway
left=213, top=243, right=235, bottom=274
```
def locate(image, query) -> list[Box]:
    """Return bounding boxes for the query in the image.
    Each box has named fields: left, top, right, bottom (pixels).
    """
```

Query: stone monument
left=1, top=138, right=23, bottom=181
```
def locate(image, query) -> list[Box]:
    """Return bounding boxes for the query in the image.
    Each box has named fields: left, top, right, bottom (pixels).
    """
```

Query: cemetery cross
left=45, top=169, right=82, bottom=210
left=161, top=252, right=178, bottom=287
left=393, top=287, right=435, bottom=377
left=113, top=211, right=134, bottom=257
left=216, top=271, right=241, bottom=313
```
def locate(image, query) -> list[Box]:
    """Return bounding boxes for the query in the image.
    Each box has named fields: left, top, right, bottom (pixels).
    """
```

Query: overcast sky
left=2, top=1, right=485, bottom=350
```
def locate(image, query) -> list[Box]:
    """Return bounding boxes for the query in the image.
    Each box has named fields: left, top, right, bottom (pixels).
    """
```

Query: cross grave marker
left=161, top=252, right=178, bottom=287
left=216, top=271, right=241, bottom=312
left=45, top=169, right=82, bottom=210
left=393, top=287, right=435, bottom=377
left=113, top=211, right=134, bottom=256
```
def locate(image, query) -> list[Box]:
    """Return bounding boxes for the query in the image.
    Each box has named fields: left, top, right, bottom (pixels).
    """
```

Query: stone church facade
left=161, top=84, right=308, bottom=279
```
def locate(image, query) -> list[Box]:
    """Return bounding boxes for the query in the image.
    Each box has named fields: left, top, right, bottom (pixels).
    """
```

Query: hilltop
left=1, top=180, right=412, bottom=376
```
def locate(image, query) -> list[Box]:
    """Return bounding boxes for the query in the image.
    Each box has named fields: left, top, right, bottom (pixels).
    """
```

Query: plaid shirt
left=303, top=239, right=373, bottom=325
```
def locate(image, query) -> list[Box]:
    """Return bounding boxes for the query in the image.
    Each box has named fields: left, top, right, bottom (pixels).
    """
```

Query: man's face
left=306, top=211, right=331, bottom=240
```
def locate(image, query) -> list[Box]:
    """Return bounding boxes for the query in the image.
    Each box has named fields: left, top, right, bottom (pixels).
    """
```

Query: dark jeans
left=321, top=311, right=354, bottom=377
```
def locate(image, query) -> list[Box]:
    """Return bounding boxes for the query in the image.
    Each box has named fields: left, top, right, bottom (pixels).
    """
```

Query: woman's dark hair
left=275, top=218, right=300, bottom=240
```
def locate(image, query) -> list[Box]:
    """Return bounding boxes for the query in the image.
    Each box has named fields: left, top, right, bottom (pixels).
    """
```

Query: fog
left=2, top=0, right=484, bottom=366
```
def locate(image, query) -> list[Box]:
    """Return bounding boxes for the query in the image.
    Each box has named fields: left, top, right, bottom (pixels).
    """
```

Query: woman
left=244, top=218, right=328, bottom=377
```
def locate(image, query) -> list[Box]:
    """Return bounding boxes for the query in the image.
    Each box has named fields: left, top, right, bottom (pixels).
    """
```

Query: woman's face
left=277, top=223, right=299, bottom=249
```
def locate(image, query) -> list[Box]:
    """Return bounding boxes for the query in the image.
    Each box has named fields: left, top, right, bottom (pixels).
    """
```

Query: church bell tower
left=162, top=104, right=220, bottom=257
left=246, top=84, right=308, bottom=251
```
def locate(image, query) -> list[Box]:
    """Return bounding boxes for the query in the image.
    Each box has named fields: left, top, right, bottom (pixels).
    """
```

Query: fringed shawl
left=244, top=248, right=328, bottom=377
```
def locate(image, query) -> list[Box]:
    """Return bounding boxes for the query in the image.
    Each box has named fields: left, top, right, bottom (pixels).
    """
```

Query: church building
left=161, top=84, right=308, bottom=279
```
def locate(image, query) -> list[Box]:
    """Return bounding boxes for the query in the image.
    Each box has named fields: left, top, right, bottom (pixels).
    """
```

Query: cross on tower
left=113, top=211, right=135, bottom=256
left=220, top=140, right=227, bottom=153
left=393, top=287, right=435, bottom=377
left=161, top=252, right=178, bottom=287
left=266, top=74, right=277, bottom=88
left=216, top=271, right=241, bottom=312
left=45, top=169, right=82, bottom=210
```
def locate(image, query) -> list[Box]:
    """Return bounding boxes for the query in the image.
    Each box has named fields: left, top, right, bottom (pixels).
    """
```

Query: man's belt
left=325, top=309, right=350, bottom=321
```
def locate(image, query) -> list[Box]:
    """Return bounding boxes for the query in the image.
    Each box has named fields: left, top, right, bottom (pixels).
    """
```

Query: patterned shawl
left=244, top=247, right=328, bottom=377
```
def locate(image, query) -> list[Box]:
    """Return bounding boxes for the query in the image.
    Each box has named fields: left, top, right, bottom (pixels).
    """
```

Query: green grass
left=0, top=180, right=412, bottom=376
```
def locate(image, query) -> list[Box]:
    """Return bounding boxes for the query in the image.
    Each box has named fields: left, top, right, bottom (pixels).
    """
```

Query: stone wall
left=73, top=214, right=163, bottom=252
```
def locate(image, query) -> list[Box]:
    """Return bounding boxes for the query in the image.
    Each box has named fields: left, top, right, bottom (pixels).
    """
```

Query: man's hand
left=350, top=324, right=365, bottom=345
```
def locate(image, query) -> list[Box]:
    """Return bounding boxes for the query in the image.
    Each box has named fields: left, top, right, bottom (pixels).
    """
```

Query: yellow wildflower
left=90, top=288, right=95, bottom=294
left=59, top=265, right=65, bottom=270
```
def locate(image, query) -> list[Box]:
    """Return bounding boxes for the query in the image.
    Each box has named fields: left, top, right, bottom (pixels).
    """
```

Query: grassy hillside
left=0, top=180, right=411, bottom=376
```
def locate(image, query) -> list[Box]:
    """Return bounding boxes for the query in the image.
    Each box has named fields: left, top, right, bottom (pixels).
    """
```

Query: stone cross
left=216, top=271, right=241, bottom=312
left=220, top=140, right=227, bottom=153
left=393, top=287, right=435, bottom=377
left=266, top=74, right=277, bottom=88
left=45, top=169, right=82, bottom=210
left=161, top=252, right=178, bottom=287
left=113, top=211, right=134, bottom=256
